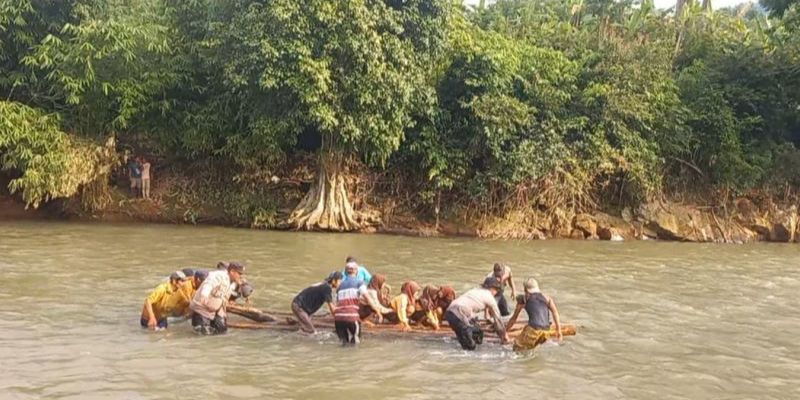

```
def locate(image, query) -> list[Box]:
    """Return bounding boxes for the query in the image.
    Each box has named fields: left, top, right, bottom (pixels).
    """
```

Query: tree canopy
left=1, top=0, right=799, bottom=227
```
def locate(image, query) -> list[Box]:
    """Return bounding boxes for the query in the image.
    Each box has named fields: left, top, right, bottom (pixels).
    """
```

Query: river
left=0, top=221, right=798, bottom=399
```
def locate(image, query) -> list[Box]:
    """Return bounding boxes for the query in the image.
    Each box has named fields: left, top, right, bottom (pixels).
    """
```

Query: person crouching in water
left=506, top=278, right=562, bottom=351
left=190, top=262, right=246, bottom=335
left=141, top=270, right=187, bottom=330
left=358, top=273, right=393, bottom=325
left=334, top=263, right=369, bottom=345
left=292, top=271, right=343, bottom=334
left=410, top=285, right=456, bottom=330
left=444, top=277, right=510, bottom=350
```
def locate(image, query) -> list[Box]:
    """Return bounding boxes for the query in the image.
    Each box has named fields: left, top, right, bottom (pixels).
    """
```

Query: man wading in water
left=506, top=277, right=563, bottom=351
left=445, top=277, right=510, bottom=350
left=141, top=270, right=187, bottom=330
left=292, top=271, right=343, bottom=334
left=334, top=263, right=368, bottom=345
left=190, top=262, right=246, bottom=335
left=486, top=263, right=516, bottom=317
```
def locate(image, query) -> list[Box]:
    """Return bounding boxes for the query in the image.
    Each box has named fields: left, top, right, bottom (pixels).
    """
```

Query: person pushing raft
left=486, top=263, right=516, bottom=316
left=141, top=270, right=187, bottom=330
left=506, top=277, right=563, bottom=351
left=292, top=271, right=342, bottom=334
left=334, top=263, right=372, bottom=345
left=445, top=277, right=510, bottom=350
left=190, top=262, right=246, bottom=335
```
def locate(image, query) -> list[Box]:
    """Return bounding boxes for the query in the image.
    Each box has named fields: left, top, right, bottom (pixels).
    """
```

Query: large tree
left=211, top=0, right=449, bottom=230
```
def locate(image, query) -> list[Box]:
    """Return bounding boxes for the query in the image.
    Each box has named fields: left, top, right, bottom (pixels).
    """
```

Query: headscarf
left=369, top=274, right=389, bottom=306
left=419, top=285, right=440, bottom=311
left=401, top=281, right=421, bottom=300
left=437, top=286, right=456, bottom=310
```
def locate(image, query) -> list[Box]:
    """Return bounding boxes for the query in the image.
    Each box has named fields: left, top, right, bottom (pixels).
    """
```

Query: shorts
left=513, top=325, right=550, bottom=351
left=130, top=177, right=142, bottom=189
left=334, top=320, right=361, bottom=345
left=140, top=317, right=168, bottom=329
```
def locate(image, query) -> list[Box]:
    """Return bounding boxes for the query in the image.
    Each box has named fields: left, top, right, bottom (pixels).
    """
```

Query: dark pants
left=292, top=301, right=315, bottom=333
left=444, top=310, right=484, bottom=351
left=495, top=291, right=510, bottom=317
left=140, top=317, right=168, bottom=329
left=191, top=313, right=227, bottom=335
left=334, top=320, right=361, bottom=345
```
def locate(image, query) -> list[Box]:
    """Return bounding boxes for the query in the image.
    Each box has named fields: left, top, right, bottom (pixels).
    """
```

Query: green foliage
left=1, top=0, right=799, bottom=217
left=0, top=101, right=96, bottom=207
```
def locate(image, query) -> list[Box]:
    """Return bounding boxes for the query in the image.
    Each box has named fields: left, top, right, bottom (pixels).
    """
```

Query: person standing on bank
left=127, top=156, right=142, bottom=197
left=190, top=262, right=246, bottom=335
left=334, top=263, right=368, bottom=345
left=140, top=157, right=152, bottom=200
left=486, top=263, right=516, bottom=316
left=506, top=277, right=563, bottom=351
left=292, top=271, right=343, bottom=334
left=444, top=277, right=510, bottom=350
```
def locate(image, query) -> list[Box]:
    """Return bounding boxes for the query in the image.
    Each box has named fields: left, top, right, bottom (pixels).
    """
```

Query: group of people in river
left=140, top=256, right=563, bottom=352
left=140, top=261, right=252, bottom=335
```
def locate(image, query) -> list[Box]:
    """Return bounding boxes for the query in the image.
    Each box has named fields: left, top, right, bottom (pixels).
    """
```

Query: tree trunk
left=287, top=151, right=361, bottom=231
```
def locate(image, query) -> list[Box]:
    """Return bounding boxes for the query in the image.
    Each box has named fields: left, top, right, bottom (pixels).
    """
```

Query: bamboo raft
left=227, top=304, right=577, bottom=343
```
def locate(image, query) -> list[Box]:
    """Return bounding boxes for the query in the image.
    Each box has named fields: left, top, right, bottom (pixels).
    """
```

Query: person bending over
left=292, top=271, right=342, bottom=334
left=505, top=277, right=562, bottom=352
left=190, top=262, right=245, bottom=335
left=141, top=270, right=187, bottom=330
left=444, top=277, right=510, bottom=350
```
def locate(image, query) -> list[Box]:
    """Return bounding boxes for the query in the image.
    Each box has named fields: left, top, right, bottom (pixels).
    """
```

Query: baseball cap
left=170, top=270, right=187, bottom=281
left=482, top=276, right=502, bottom=290
left=227, top=261, right=246, bottom=274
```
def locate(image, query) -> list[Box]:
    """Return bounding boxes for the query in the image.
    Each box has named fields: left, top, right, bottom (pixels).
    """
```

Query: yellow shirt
left=169, top=280, right=197, bottom=317
left=390, top=294, right=415, bottom=327
left=145, top=282, right=183, bottom=320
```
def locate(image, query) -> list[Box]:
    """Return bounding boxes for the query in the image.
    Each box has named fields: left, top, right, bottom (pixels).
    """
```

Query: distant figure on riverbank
left=445, top=277, right=509, bottom=350
left=486, top=263, right=516, bottom=316
left=140, top=157, right=152, bottom=200
left=127, top=157, right=142, bottom=197
left=141, top=270, right=187, bottom=330
left=506, top=277, right=563, bottom=351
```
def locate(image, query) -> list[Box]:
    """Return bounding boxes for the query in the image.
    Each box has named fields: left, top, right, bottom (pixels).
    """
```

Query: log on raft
left=227, top=303, right=277, bottom=323
left=226, top=308, right=576, bottom=342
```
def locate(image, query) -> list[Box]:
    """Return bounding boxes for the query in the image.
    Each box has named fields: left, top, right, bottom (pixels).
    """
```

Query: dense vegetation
left=1, top=0, right=798, bottom=230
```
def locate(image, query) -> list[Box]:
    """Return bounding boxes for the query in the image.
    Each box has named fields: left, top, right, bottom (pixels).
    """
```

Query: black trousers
left=191, top=312, right=227, bottom=335
left=335, top=320, right=361, bottom=345
left=444, top=310, right=484, bottom=351
left=495, top=291, right=510, bottom=317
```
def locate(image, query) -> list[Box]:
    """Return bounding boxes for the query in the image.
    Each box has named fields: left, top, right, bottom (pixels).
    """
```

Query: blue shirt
left=341, top=266, right=372, bottom=285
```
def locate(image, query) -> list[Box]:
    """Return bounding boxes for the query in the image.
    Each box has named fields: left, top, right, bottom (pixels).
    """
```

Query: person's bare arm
left=506, top=302, right=524, bottom=331
left=144, top=300, right=157, bottom=330
left=508, top=272, right=517, bottom=299
left=547, top=295, right=563, bottom=342
left=327, top=302, right=336, bottom=317
left=487, top=305, right=510, bottom=343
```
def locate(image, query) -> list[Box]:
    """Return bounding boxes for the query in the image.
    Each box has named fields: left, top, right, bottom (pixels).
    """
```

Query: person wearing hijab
left=389, top=281, right=421, bottom=331
left=505, top=277, right=563, bottom=351
left=358, top=273, right=393, bottom=324
left=411, top=285, right=457, bottom=330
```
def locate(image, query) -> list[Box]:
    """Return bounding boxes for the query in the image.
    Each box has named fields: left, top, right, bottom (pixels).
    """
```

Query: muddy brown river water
left=1, top=221, right=798, bottom=399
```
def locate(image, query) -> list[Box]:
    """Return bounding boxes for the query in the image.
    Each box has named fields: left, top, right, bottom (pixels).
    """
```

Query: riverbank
left=3, top=171, right=798, bottom=244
